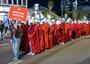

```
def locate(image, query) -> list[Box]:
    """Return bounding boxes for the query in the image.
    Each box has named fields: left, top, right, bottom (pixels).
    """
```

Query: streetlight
left=73, top=0, right=78, bottom=22
left=61, top=0, right=64, bottom=17
left=86, top=0, right=88, bottom=2
left=73, top=0, right=78, bottom=11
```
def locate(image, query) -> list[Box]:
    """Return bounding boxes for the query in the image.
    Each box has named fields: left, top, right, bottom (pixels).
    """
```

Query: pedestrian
left=2, top=16, right=11, bottom=36
left=0, top=20, right=4, bottom=40
left=10, top=21, right=21, bottom=63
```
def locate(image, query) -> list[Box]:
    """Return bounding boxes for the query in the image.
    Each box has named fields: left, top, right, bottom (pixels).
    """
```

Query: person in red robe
left=48, top=22, right=54, bottom=48
left=66, top=23, right=72, bottom=42
left=64, top=22, right=69, bottom=42
left=82, top=22, right=88, bottom=36
left=60, top=22, right=65, bottom=43
left=61, top=22, right=68, bottom=43
left=76, top=23, right=80, bottom=38
left=56, top=21, right=61, bottom=45
left=20, top=23, right=30, bottom=53
left=71, top=23, right=76, bottom=39
left=86, top=23, right=89, bottom=36
left=78, top=23, right=82, bottom=38
left=34, top=22, right=40, bottom=54
left=69, top=23, right=72, bottom=40
left=42, top=22, right=49, bottom=49
left=28, top=23, right=36, bottom=55
left=39, top=22, right=45, bottom=52
left=88, top=22, right=90, bottom=35
left=52, top=21, right=58, bottom=45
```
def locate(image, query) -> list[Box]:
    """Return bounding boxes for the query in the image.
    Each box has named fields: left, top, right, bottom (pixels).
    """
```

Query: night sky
left=8, top=0, right=90, bottom=16
left=28, top=0, right=90, bottom=16
left=28, top=0, right=61, bottom=16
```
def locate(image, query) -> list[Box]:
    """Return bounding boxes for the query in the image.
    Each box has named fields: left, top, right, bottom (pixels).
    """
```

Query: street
left=0, top=0, right=90, bottom=64
left=0, top=36, right=90, bottom=64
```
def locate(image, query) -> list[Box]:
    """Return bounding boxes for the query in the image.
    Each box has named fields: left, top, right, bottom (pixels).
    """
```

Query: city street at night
left=0, top=0, right=90, bottom=64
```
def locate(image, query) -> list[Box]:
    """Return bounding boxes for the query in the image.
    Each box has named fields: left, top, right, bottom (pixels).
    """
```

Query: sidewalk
left=0, top=30, right=10, bottom=44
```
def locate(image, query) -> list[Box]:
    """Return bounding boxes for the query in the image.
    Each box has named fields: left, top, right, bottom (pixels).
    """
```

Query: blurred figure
left=0, top=20, right=4, bottom=40
left=19, top=23, right=30, bottom=54
left=2, top=16, right=11, bottom=36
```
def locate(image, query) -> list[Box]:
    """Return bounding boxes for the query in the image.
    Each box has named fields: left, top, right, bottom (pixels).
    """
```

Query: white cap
left=51, top=19, right=55, bottom=22
left=56, top=20, right=61, bottom=25
left=49, top=21, right=52, bottom=25
left=78, top=20, right=82, bottom=23
left=29, top=17, right=35, bottom=24
left=66, top=18, right=71, bottom=23
left=61, top=18, right=65, bottom=22
left=40, top=21, right=43, bottom=24
left=62, top=18, right=65, bottom=21
left=74, top=20, right=77, bottom=23
left=35, top=4, right=39, bottom=11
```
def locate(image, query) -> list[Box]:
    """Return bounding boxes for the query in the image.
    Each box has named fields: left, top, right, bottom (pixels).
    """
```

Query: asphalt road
left=0, top=36, right=90, bottom=64
left=0, top=37, right=13, bottom=64
left=39, top=37, right=90, bottom=64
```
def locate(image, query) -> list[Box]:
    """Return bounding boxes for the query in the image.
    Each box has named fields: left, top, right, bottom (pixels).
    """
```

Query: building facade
left=0, top=0, right=28, bottom=20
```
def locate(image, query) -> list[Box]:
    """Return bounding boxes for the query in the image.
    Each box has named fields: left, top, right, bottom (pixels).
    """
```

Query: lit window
left=3, top=0, right=6, bottom=4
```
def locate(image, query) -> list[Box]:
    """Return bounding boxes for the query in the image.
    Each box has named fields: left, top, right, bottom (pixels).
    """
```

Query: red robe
left=61, top=22, right=68, bottom=42
left=49, top=24, right=54, bottom=48
left=65, top=23, right=69, bottom=42
left=66, top=23, right=71, bottom=41
left=89, top=22, right=90, bottom=35
left=53, top=23, right=58, bottom=45
left=20, top=24, right=30, bottom=53
left=78, top=23, right=82, bottom=37
left=82, top=23, right=88, bottom=36
left=60, top=23, right=65, bottom=42
left=34, top=24, right=40, bottom=53
left=28, top=24, right=36, bottom=53
left=86, top=23, right=89, bottom=36
left=57, top=24, right=61, bottom=44
left=42, top=23, right=49, bottom=49
left=76, top=24, right=80, bottom=38
left=39, top=24, right=45, bottom=52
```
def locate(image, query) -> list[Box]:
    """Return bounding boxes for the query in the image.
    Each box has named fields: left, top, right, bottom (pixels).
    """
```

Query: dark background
left=8, top=0, right=90, bottom=16
left=28, top=0, right=90, bottom=16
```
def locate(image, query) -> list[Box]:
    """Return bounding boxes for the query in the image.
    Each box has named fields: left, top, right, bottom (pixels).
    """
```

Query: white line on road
left=8, top=60, right=22, bottom=64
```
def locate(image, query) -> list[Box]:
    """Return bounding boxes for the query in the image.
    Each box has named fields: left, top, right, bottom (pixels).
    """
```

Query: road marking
left=8, top=60, right=22, bottom=64
left=0, top=43, right=11, bottom=46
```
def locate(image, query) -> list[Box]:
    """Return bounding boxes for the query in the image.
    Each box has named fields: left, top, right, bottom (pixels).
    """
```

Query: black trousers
left=5, top=27, right=8, bottom=34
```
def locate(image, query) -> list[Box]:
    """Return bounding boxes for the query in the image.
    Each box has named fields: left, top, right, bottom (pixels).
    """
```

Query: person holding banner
left=10, top=21, right=21, bottom=62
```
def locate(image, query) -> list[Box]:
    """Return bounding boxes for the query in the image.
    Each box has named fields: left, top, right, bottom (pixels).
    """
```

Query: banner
left=8, top=5, right=28, bottom=23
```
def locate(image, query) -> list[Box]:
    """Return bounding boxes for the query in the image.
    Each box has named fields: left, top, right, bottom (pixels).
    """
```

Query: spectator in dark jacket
left=0, top=20, right=4, bottom=40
